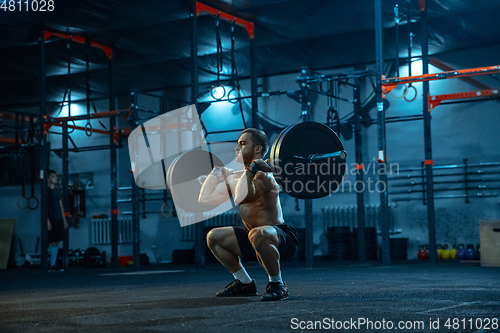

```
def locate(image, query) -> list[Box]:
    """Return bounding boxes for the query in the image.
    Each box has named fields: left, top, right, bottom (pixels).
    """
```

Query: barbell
left=167, top=122, right=347, bottom=213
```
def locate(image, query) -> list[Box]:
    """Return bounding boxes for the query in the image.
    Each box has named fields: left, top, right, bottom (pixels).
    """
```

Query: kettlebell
left=441, top=245, right=450, bottom=260
left=417, top=246, right=429, bottom=260
left=437, top=244, right=444, bottom=259
left=465, top=244, right=476, bottom=260
left=449, top=245, right=457, bottom=260
left=465, top=248, right=476, bottom=260
left=475, top=244, right=481, bottom=260
left=455, top=244, right=466, bottom=260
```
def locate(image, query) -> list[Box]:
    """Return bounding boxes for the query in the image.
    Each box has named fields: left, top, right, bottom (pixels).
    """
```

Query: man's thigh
left=208, top=226, right=243, bottom=257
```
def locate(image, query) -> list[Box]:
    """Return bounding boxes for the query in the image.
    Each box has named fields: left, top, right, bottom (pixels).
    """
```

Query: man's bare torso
left=228, top=172, right=284, bottom=230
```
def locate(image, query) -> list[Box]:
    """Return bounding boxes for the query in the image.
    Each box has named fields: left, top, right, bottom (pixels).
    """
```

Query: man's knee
left=248, top=226, right=278, bottom=249
left=206, top=228, right=220, bottom=248
left=206, top=227, right=233, bottom=248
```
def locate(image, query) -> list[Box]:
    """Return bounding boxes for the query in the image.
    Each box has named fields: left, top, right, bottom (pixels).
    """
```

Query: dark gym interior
left=1, top=1, right=500, bottom=332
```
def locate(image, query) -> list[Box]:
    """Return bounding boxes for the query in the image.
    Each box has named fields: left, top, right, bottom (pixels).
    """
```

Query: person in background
left=47, top=170, right=68, bottom=271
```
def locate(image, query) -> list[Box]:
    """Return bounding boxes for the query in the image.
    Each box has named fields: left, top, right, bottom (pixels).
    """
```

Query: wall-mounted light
left=211, top=85, right=227, bottom=100
left=55, top=102, right=85, bottom=118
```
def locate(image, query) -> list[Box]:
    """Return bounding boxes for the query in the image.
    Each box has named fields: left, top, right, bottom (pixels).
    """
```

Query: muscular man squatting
left=198, top=128, right=299, bottom=301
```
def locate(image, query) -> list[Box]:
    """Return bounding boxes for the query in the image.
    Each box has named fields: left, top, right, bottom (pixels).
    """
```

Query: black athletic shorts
left=48, top=219, right=64, bottom=243
left=233, top=224, right=299, bottom=262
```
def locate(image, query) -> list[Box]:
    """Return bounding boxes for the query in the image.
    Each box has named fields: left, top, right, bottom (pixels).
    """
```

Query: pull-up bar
left=382, top=64, right=500, bottom=94
left=429, top=88, right=499, bottom=110
left=44, top=109, right=129, bottom=124
left=196, top=2, right=254, bottom=39
left=43, top=109, right=131, bottom=140
left=297, top=69, right=375, bottom=84
left=44, top=31, right=113, bottom=59
left=1, top=110, right=130, bottom=139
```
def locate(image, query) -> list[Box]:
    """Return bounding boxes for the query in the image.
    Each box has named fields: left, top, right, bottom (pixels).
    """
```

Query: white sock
left=269, top=272, right=282, bottom=283
left=50, top=245, right=58, bottom=267
left=232, top=267, right=252, bottom=284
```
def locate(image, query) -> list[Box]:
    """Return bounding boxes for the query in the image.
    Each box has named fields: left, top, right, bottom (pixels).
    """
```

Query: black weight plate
left=273, top=123, right=328, bottom=200
left=271, top=122, right=346, bottom=199
left=271, top=124, right=305, bottom=198
left=273, top=123, right=304, bottom=197
left=270, top=124, right=293, bottom=194
left=83, top=247, right=101, bottom=268
left=272, top=123, right=315, bottom=199
left=167, top=150, right=224, bottom=213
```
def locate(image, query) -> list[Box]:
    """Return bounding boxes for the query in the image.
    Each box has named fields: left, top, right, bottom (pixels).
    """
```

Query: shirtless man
left=198, top=128, right=298, bottom=301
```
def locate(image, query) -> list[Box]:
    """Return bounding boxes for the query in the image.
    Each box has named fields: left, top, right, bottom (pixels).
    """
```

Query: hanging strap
left=67, top=37, right=72, bottom=118
left=326, top=81, right=335, bottom=127
left=28, top=144, right=39, bottom=210
left=66, top=37, right=75, bottom=133
left=335, top=81, right=340, bottom=134
left=88, top=89, right=108, bottom=130
left=216, top=13, right=223, bottom=84
left=85, top=39, right=93, bottom=136
left=394, top=3, right=400, bottom=77
left=230, top=20, right=236, bottom=86
left=406, top=0, right=412, bottom=86
left=228, top=19, right=240, bottom=104
left=211, top=13, right=226, bottom=100
left=229, top=20, right=247, bottom=128
left=17, top=150, right=28, bottom=210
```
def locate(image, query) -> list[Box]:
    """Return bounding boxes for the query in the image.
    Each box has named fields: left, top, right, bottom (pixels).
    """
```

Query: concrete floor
left=0, top=261, right=499, bottom=333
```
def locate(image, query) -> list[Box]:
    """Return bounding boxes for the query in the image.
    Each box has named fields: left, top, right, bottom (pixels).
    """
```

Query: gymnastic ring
left=160, top=202, right=172, bottom=218
left=390, top=84, right=407, bottom=99
left=68, top=120, right=76, bottom=133
left=210, top=84, right=226, bottom=101
left=28, top=196, right=39, bottom=210
left=404, top=85, right=418, bottom=102
left=17, top=196, right=29, bottom=210
left=85, top=122, right=93, bottom=137
left=227, top=89, right=240, bottom=104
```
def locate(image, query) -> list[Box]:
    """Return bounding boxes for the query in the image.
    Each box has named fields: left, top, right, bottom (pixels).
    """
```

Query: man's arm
left=59, top=200, right=68, bottom=229
left=234, top=166, right=275, bottom=204
left=198, top=168, right=235, bottom=205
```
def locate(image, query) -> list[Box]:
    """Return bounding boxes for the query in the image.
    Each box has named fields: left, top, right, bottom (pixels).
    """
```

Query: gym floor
left=1, top=261, right=499, bottom=333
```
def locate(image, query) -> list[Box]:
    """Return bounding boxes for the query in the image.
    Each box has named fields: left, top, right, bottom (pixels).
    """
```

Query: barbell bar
left=167, top=122, right=347, bottom=213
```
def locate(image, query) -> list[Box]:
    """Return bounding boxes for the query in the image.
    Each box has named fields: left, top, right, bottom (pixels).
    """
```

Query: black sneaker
left=216, top=279, right=258, bottom=297
left=261, top=281, right=289, bottom=301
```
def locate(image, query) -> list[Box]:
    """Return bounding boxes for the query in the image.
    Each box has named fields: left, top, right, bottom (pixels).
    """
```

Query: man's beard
left=235, top=152, right=244, bottom=164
